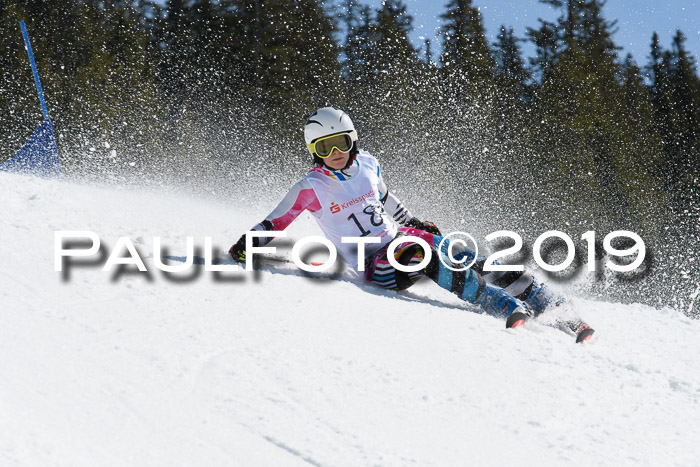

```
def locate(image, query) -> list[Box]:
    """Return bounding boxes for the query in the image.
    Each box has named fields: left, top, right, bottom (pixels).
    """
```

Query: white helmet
left=304, top=106, right=358, bottom=148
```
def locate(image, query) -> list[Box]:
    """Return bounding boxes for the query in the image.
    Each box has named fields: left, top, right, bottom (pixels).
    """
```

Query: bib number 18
left=348, top=205, right=384, bottom=237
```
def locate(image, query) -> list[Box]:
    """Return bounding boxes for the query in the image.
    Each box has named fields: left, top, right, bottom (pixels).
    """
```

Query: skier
left=229, top=107, right=594, bottom=343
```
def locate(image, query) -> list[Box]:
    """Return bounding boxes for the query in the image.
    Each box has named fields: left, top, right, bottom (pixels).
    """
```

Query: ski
left=505, top=312, right=596, bottom=343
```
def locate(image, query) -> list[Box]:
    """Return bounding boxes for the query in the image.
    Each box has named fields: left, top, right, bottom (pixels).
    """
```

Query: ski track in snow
left=1, top=172, right=700, bottom=467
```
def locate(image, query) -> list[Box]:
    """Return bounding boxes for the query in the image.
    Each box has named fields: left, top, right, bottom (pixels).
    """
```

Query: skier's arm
left=375, top=160, right=414, bottom=226
left=230, top=179, right=321, bottom=261
left=380, top=188, right=413, bottom=226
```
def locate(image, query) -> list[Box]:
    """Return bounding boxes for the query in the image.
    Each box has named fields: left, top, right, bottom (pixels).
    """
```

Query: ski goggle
left=307, top=131, right=357, bottom=158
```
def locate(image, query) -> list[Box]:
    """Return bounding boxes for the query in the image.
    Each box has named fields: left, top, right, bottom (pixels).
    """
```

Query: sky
left=360, top=0, right=700, bottom=68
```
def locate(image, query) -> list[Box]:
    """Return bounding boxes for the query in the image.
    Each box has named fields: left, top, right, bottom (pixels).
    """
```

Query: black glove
left=229, top=235, right=246, bottom=262
left=405, top=217, right=442, bottom=236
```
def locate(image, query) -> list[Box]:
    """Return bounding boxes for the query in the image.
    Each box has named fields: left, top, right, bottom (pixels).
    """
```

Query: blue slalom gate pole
left=19, top=21, right=51, bottom=126
left=0, top=21, right=61, bottom=176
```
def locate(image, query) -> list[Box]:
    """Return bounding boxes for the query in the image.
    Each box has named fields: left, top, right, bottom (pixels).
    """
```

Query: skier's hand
left=406, top=217, right=442, bottom=236
left=229, top=235, right=246, bottom=263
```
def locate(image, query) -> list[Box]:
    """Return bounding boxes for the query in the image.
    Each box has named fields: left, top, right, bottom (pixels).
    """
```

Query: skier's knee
left=425, top=248, right=485, bottom=301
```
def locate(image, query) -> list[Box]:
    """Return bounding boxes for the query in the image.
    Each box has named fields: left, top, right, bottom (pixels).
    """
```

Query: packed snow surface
left=1, top=172, right=700, bottom=466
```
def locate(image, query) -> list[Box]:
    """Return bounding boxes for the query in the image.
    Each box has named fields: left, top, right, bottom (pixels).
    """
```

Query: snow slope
left=2, top=172, right=700, bottom=467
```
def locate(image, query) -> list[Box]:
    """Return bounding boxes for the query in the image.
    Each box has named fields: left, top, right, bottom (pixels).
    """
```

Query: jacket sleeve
left=376, top=160, right=414, bottom=226
left=246, top=178, right=321, bottom=247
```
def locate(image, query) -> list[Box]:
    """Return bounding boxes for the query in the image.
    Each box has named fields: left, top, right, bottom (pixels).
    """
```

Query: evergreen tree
left=647, top=32, right=674, bottom=170
left=436, top=0, right=497, bottom=175
left=342, top=3, right=374, bottom=88
left=439, top=0, right=495, bottom=93
left=372, top=0, right=418, bottom=75
left=228, top=0, right=340, bottom=108
left=353, top=0, right=422, bottom=135
left=526, top=18, right=560, bottom=83
left=646, top=31, right=700, bottom=311
left=564, top=0, right=619, bottom=59
left=532, top=0, right=668, bottom=237
left=491, top=24, right=533, bottom=153
left=157, top=0, right=194, bottom=94
left=669, top=30, right=700, bottom=180
left=493, top=25, right=531, bottom=105
left=424, top=38, right=434, bottom=66
left=647, top=31, right=700, bottom=191
left=621, top=54, right=659, bottom=154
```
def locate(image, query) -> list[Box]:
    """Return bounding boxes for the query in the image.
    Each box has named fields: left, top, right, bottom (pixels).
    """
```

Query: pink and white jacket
left=247, top=151, right=414, bottom=269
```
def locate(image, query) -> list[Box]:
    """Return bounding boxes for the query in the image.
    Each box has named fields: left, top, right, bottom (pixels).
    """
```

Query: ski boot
left=505, top=309, right=531, bottom=329
left=523, top=281, right=595, bottom=343
left=475, top=282, right=532, bottom=328
left=564, top=318, right=595, bottom=343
